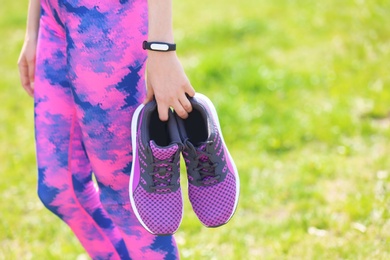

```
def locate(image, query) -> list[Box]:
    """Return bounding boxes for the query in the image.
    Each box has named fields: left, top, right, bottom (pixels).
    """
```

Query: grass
left=1, top=0, right=390, bottom=259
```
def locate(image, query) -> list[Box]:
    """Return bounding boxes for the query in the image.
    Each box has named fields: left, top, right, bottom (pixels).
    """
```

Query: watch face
left=150, top=43, right=169, bottom=51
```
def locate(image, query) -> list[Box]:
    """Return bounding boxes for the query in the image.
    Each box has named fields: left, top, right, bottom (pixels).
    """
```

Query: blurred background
left=1, top=0, right=390, bottom=259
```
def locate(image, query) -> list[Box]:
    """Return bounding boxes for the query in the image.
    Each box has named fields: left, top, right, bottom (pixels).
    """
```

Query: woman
left=17, top=0, right=195, bottom=258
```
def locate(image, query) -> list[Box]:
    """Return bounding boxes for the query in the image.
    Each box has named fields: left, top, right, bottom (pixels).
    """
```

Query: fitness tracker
left=142, top=41, right=176, bottom=52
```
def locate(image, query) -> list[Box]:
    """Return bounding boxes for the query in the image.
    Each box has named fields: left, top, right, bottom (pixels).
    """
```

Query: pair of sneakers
left=129, top=93, right=240, bottom=235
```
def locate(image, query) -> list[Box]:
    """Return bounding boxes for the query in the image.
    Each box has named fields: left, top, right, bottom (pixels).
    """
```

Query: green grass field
left=1, top=0, right=390, bottom=259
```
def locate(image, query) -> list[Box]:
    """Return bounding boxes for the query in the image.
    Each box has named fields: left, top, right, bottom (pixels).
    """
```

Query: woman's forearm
left=143, top=0, right=195, bottom=121
left=25, top=0, right=41, bottom=39
left=147, top=0, right=174, bottom=43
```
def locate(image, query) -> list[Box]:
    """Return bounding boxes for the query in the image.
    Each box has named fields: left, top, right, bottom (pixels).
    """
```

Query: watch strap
left=142, top=41, right=176, bottom=52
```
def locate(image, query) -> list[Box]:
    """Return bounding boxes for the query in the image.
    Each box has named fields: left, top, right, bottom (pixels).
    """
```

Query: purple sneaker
left=129, top=101, right=183, bottom=235
left=175, top=93, right=240, bottom=228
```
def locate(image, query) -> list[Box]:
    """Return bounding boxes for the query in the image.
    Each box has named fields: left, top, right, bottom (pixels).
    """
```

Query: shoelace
left=195, top=142, right=220, bottom=186
left=149, top=158, right=175, bottom=193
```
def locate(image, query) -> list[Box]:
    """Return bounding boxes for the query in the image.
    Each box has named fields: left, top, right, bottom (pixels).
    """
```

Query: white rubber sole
left=128, top=103, right=156, bottom=235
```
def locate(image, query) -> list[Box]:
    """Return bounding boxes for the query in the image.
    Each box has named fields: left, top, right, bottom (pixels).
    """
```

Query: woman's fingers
left=172, top=99, right=188, bottom=119
left=18, top=57, right=34, bottom=97
left=27, top=57, right=35, bottom=95
left=179, top=91, right=192, bottom=114
left=185, top=83, right=195, bottom=98
left=155, top=92, right=191, bottom=121
left=18, top=39, right=37, bottom=97
left=156, top=100, right=170, bottom=121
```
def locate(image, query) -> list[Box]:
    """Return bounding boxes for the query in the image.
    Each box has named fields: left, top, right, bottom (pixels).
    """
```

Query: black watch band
left=142, top=41, right=176, bottom=52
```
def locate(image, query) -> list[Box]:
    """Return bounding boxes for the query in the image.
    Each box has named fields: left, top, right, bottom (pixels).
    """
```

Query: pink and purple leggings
left=34, top=0, right=178, bottom=259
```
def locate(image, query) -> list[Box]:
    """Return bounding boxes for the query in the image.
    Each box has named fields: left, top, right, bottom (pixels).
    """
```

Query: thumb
left=185, top=83, right=196, bottom=98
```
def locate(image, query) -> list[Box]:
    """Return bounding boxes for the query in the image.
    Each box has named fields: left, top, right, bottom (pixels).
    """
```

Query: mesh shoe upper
left=188, top=171, right=237, bottom=227
left=133, top=141, right=182, bottom=235
left=129, top=101, right=183, bottom=235
left=183, top=135, right=237, bottom=227
left=177, top=93, right=240, bottom=227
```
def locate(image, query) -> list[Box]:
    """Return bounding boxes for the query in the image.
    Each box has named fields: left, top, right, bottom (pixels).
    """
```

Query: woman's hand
left=18, top=36, right=37, bottom=97
left=18, top=0, right=40, bottom=97
left=146, top=0, right=195, bottom=121
left=144, top=51, right=195, bottom=121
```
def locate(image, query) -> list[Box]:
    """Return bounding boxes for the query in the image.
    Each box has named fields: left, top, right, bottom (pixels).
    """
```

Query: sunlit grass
left=1, top=0, right=390, bottom=259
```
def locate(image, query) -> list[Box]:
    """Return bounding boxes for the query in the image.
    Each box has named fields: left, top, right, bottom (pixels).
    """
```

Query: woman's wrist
left=25, top=30, right=39, bottom=41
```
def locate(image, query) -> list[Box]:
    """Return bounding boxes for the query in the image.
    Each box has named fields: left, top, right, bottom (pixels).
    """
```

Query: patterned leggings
left=34, top=0, right=178, bottom=259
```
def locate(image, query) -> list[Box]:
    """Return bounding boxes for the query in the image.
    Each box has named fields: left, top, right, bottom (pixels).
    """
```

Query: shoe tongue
left=196, top=142, right=209, bottom=162
left=149, top=140, right=179, bottom=160
left=184, top=140, right=209, bottom=162
left=149, top=140, right=179, bottom=192
left=194, top=141, right=218, bottom=185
